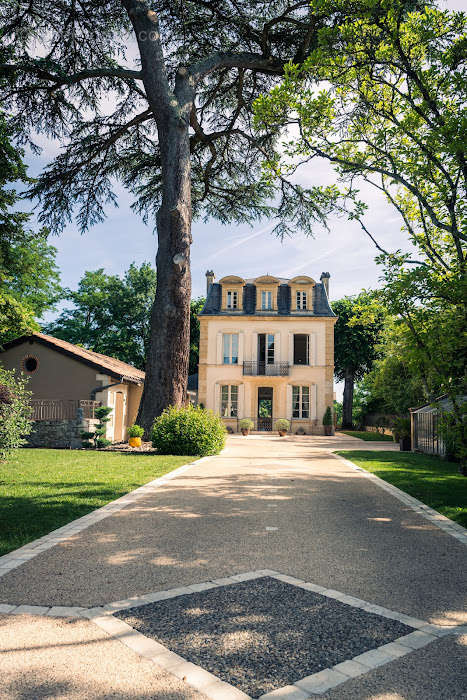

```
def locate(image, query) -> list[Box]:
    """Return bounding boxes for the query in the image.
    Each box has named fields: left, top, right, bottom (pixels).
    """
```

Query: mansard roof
left=201, top=275, right=335, bottom=317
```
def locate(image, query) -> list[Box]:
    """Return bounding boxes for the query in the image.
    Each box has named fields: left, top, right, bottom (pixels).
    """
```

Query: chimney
left=205, top=270, right=215, bottom=296
left=320, top=272, right=330, bottom=297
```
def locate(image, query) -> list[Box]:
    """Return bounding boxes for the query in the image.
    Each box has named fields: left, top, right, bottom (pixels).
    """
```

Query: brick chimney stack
left=205, top=270, right=215, bottom=296
left=320, top=272, right=330, bottom=298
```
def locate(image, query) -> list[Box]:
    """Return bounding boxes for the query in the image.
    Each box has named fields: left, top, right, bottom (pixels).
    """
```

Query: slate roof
left=201, top=279, right=335, bottom=317
left=1, top=332, right=145, bottom=383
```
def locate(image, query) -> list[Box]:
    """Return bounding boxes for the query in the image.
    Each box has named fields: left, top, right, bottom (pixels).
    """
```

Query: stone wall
left=27, top=418, right=99, bottom=449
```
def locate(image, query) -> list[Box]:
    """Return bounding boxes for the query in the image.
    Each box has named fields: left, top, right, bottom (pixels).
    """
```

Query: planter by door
left=324, top=425, right=332, bottom=436
left=399, top=436, right=411, bottom=451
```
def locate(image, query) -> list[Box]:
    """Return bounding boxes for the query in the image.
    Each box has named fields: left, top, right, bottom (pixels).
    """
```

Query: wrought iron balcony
left=243, top=361, right=290, bottom=376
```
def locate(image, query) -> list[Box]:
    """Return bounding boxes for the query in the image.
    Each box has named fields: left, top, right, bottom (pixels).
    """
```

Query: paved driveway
left=1, top=435, right=465, bottom=699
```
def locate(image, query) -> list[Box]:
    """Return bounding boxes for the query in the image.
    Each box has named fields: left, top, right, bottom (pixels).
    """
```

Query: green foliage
left=46, top=264, right=156, bottom=370
left=340, top=431, right=393, bottom=442
left=81, top=406, right=113, bottom=449
left=274, top=418, right=290, bottom=432
left=322, top=407, right=333, bottom=426
left=438, top=409, right=467, bottom=468
left=333, top=400, right=342, bottom=426
left=189, top=297, right=205, bottom=376
left=152, top=405, right=226, bottom=457
left=239, top=418, right=254, bottom=431
left=0, top=368, right=33, bottom=460
left=0, top=114, right=61, bottom=345
left=128, top=424, right=144, bottom=438
left=392, top=417, right=411, bottom=442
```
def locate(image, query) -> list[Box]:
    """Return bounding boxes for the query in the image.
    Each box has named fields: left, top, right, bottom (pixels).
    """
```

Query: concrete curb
left=331, top=452, right=467, bottom=545
left=0, top=455, right=213, bottom=578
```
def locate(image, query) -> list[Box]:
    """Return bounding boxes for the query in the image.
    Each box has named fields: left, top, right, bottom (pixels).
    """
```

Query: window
left=292, top=386, right=310, bottom=419
left=267, top=334, right=275, bottom=364
left=296, top=290, right=307, bottom=310
left=226, top=290, right=238, bottom=309
left=223, top=333, right=239, bottom=364
left=22, top=355, right=38, bottom=373
left=293, top=334, right=309, bottom=365
left=261, top=290, right=272, bottom=310
left=221, top=385, right=238, bottom=417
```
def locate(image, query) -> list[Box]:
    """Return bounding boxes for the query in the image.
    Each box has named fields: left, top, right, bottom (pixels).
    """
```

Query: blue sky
left=22, top=0, right=463, bottom=399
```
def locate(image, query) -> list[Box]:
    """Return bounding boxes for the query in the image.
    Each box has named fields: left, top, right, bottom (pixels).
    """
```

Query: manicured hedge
left=152, top=405, right=226, bottom=456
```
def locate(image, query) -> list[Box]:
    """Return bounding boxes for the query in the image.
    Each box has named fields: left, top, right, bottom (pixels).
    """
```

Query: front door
left=113, top=391, right=125, bottom=442
left=257, top=387, right=273, bottom=431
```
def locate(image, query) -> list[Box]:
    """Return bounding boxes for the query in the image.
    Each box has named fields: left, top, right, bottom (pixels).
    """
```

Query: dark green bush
left=0, top=368, right=33, bottom=460
left=322, top=406, right=333, bottom=426
left=152, top=405, right=226, bottom=456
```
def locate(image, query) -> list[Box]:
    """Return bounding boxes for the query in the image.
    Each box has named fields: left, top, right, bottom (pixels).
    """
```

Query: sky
left=21, top=0, right=463, bottom=400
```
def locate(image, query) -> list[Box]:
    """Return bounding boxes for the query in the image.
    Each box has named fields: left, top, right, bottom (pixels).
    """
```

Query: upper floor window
left=261, top=290, right=273, bottom=310
left=221, top=384, right=238, bottom=417
left=296, top=290, right=307, bottom=310
left=293, top=334, right=309, bottom=365
left=226, top=290, right=239, bottom=309
left=292, top=385, right=309, bottom=418
left=223, top=333, right=239, bottom=364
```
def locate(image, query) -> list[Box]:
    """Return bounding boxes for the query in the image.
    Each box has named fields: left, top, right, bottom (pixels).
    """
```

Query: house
left=197, top=270, right=337, bottom=433
left=0, top=333, right=144, bottom=447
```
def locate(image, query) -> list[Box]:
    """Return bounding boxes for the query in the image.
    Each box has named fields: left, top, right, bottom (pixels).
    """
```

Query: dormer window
left=226, top=290, right=238, bottom=309
left=296, top=290, right=307, bottom=310
left=261, top=290, right=273, bottom=310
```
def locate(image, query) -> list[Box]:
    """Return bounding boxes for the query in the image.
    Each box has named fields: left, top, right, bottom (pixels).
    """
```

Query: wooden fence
left=30, top=399, right=100, bottom=421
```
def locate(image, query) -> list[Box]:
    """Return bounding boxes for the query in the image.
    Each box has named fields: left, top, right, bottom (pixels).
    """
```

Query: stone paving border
left=52, top=570, right=463, bottom=700
left=331, top=452, right=467, bottom=545
left=0, top=456, right=212, bottom=579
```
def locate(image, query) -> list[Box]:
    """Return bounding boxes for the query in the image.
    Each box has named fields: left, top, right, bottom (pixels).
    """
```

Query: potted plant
left=128, top=424, right=144, bottom=447
left=274, top=418, right=290, bottom=437
left=239, top=418, right=254, bottom=436
left=392, top=417, right=411, bottom=451
left=323, top=406, right=333, bottom=435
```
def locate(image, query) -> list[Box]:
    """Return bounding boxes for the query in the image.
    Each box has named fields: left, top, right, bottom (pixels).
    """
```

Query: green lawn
left=337, top=450, right=467, bottom=527
left=340, top=430, right=394, bottom=441
left=0, top=449, right=191, bottom=556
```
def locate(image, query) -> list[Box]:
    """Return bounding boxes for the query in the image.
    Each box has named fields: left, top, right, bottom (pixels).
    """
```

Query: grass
left=340, top=430, right=394, bottom=442
left=336, top=450, right=467, bottom=527
left=0, top=449, right=191, bottom=556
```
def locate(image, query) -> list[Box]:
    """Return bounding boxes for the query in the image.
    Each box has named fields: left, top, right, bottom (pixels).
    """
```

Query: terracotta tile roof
left=3, top=332, right=145, bottom=383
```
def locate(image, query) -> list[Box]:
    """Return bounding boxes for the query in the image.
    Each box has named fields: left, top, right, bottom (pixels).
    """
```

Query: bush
left=0, top=368, right=33, bottom=460
left=152, top=405, right=226, bottom=456
left=81, top=405, right=113, bottom=448
left=438, top=409, right=467, bottom=470
left=322, top=406, right=333, bottom=426
left=128, top=424, right=144, bottom=438
left=239, top=418, right=254, bottom=431
left=392, top=416, right=410, bottom=441
left=274, top=418, right=290, bottom=432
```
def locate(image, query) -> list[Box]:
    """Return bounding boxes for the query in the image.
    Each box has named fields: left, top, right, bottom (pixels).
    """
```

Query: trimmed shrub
left=128, top=424, right=144, bottom=438
left=322, top=406, right=333, bottom=426
left=239, top=418, right=254, bottom=431
left=152, top=405, right=226, bottom=456
left=0, top=368, right=33, bottom=460
left=274, top=418, right=290, bottom=432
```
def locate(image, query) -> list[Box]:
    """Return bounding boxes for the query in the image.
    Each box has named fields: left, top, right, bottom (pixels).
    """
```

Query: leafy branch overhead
left=0, top=0, right=332, bottom=235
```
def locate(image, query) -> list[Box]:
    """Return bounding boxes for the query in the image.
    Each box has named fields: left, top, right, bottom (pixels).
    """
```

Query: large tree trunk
left=137, top=120, right=192, bottom=435
left=342, top=368, right=355, bottom=429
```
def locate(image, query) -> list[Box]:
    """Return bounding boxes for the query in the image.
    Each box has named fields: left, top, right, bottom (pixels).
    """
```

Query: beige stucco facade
left=198, top=272, right=336, bottom=434
left=0, top=336, right=144, bottom=443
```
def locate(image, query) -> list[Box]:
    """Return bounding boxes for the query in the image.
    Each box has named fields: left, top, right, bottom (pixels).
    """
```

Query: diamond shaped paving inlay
left=115, top=576, right=413, bottom=698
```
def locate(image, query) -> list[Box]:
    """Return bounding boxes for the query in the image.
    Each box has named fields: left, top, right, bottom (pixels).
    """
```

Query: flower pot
left=241, top=429, right=250, bottom=436
left=399, top=436, right=411, bottom=451
left=129, top=436, right=142, bottom=448
left=278, top=430, right=287, bottom=437
left=324, top=425, right=332, bottom=436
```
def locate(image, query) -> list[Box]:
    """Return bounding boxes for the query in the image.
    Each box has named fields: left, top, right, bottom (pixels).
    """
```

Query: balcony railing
left=30, top=399, right=101, bottom=421
left=242, top=361, right=290, bottom=376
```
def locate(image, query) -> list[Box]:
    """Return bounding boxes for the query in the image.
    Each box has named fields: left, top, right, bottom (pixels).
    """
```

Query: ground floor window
left=221, top=385, right=238, bottom=417
left=292, top=385, right=310, bottom=418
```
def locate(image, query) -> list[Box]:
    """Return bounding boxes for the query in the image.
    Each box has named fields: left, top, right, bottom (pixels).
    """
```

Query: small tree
left=81, top=406, right=113, bottom=448
left=0, top=368, right=33, bottom=460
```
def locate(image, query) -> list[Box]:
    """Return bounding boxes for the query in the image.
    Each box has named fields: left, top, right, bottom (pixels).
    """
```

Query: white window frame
left=261, top=290, right=272, bottom=310
left=223, top=333, right=239, bottom=364
left=292, top=385, right=310, bottom=419
left=221, top=385, right=238, bottom=417
left=226, top=290, right=239, bottom=309
left=296, top=290, right=307, bottom=310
